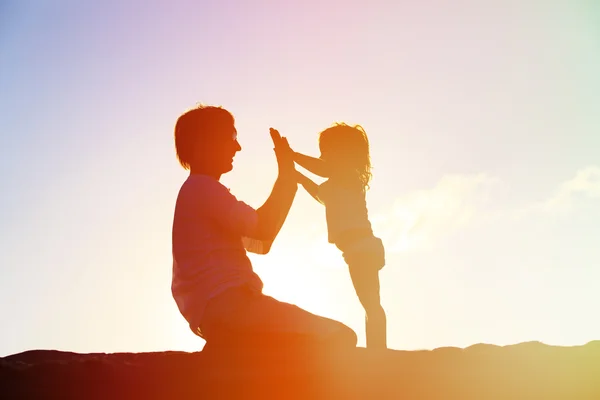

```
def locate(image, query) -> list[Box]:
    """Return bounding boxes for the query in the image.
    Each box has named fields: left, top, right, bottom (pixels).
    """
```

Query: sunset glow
left=1, top=1, right=599, bottom=356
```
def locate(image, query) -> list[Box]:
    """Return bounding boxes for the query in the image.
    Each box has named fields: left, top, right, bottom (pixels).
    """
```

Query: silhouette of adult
left=171, top=105, right=357, bottom=351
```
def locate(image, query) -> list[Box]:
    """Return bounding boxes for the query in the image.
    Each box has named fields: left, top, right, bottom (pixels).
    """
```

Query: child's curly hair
left=318, top=123, right=372, bottom=189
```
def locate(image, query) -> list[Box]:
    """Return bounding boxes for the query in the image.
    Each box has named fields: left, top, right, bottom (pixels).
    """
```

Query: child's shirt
left=317, top=178, right=373, bottom=247
left=171, top=174, right=264, bottom=333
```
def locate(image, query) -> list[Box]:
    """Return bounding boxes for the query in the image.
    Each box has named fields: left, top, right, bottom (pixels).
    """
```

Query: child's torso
left=318, top=179, right=374, bottom=248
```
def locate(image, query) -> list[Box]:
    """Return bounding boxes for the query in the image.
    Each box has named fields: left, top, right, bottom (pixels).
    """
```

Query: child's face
left=320, top=147, right=347, bottom=178
left=319, top=141, right=337, bottom=162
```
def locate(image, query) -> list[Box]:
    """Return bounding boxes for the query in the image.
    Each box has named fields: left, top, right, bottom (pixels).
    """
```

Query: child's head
left=174, top=105, right=240, bottom=175
left=318, top=123, right=372, bottom=188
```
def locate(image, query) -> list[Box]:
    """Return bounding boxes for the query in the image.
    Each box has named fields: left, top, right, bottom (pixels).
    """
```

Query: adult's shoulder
left=179, top=174, right=234, bottom=201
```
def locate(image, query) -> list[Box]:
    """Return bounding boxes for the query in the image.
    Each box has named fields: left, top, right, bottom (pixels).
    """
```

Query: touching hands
left=269, top=128, right=296, bottom=180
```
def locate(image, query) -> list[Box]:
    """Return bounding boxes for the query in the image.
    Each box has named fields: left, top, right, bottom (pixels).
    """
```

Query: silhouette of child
left=292, top=123, right=387, bottom=349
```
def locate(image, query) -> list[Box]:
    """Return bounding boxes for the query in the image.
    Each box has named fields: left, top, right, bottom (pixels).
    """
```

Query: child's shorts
left=341, top=236, right=385, bottom=271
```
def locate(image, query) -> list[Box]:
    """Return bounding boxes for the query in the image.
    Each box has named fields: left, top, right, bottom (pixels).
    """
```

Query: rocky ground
left=2, top=341, right=599, bottom=399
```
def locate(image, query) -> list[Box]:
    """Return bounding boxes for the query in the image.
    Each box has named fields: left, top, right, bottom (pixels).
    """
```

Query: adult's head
left=174, top=105, right=241, bottom=178
left=318, top=123, right=372, bottom=189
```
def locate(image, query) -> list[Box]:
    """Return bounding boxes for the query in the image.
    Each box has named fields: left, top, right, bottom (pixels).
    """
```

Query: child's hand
left=281, top=137, right=294, bottom=157
left=279, top=137, right=297, bottom=161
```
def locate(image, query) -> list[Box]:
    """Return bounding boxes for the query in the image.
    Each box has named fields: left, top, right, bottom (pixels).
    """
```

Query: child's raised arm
left=293, top=152, right=329, bottom=178
left=296, top=171, right=323, bottom=205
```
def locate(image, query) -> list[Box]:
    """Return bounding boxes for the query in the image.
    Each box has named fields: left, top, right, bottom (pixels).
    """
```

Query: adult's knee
left=317, top=319, right=357, bottom=348
left=333, top=321, right=358, bottom=347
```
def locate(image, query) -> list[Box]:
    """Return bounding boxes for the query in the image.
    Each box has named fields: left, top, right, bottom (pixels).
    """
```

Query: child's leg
left=348, top=261, right=387, bottom=349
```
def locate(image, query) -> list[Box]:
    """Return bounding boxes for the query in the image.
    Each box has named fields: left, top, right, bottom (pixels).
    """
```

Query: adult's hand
left=245, top=128, right=299, bottom=252
left=270, top=128, right=296, bottom=180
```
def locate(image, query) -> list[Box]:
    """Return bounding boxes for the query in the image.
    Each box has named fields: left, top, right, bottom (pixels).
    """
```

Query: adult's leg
left=348, top=261, right=387, bottom=349
left=201, top=285, right=357, bottom=350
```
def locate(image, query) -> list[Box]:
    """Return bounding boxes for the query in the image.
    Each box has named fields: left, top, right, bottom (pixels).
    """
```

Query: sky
left=0, top=0, right=599, bottom=356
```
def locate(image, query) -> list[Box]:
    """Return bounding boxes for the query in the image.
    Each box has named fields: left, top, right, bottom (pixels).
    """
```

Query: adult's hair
left=174, top=105, right=235, bottom=170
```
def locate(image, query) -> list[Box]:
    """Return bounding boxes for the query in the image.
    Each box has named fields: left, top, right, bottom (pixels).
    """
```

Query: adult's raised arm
left=243, top=128, right=298, bottom=254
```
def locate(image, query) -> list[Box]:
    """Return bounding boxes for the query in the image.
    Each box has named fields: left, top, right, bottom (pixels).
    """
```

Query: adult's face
left=196, top=121, right=241, bottom=176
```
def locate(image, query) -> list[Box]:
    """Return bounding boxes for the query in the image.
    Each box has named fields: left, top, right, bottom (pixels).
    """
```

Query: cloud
left=373, top=166, right=600, bottom=253
left=540, top=166, right=600, bottom=213
left=372, top=173, right=500, bottom=253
